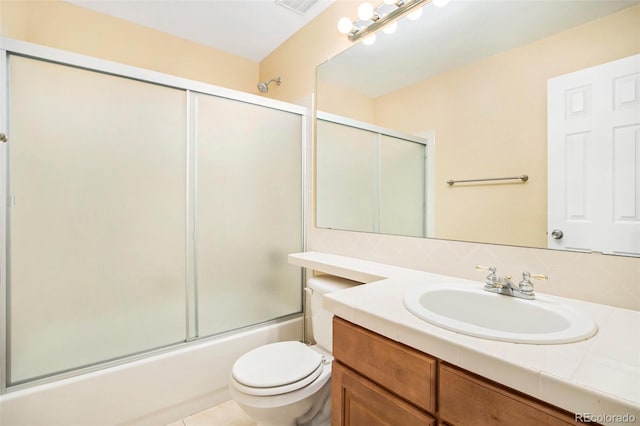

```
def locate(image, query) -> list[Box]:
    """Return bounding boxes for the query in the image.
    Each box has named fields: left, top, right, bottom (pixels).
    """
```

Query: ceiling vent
left=275, top=0, right=320, bottom=15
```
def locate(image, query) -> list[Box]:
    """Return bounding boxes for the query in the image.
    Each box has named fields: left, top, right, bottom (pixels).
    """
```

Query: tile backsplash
left=308, top=227, right=640, bottom=311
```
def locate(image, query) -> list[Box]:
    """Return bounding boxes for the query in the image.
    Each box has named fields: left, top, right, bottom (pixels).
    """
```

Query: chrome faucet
left=476, top=265, right=498, bottom=290
left=475, top=266, right=547, bottom=300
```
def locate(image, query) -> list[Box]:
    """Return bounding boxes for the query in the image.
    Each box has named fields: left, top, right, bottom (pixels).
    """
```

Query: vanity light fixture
left=337, top=0, right=429, bottom=43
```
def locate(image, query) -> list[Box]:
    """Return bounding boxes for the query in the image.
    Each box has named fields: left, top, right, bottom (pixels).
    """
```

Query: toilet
left=229, top=275, right=358, bottom=426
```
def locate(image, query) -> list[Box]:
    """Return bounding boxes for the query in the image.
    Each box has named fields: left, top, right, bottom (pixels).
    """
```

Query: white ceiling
left=68, top=0, right=336, bottom=61
left=318, top=0, right=639, bottom=98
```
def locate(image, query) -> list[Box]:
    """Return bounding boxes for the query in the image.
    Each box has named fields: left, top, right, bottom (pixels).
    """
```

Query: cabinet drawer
left=333, top=317, right=437, bottom=413
left=332, top=361, right=436, bottom=426
left=439, top=363, right=583, bottom=426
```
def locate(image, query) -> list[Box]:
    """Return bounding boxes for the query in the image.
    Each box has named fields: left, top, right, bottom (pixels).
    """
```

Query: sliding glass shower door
left=316, top=117, right=427, bottom=237
left=4, top=53, right=304, bottom=386
left=7, top=55, right=188, bottom=384
left=195, top=94, right=303, bottom=337
left=316, top=120, right=378, bottom=232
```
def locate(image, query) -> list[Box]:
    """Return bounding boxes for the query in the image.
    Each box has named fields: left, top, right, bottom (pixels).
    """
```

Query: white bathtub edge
left=0, top=317, right=303, bottom=426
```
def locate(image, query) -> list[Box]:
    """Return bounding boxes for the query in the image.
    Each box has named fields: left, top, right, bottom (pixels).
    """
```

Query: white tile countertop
left=289, top=251, right=640, bottom=426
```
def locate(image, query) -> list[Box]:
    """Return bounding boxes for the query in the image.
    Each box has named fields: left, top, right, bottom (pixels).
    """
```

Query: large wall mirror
left=316, top=0, right=640, bottom=257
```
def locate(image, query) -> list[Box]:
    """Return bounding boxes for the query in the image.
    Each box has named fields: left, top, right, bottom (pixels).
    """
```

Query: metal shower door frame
left=0, top=37, right=308, bottom=393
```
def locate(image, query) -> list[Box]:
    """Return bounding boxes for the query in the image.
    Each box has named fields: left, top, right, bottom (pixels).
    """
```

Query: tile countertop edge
left=289, top=252, right=396, bottom=283
left=289, top=251, right=640, bottom=425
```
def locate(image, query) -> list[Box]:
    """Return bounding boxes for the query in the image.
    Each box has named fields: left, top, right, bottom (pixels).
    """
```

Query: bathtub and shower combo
left=0, top=39, right=308, bottom=425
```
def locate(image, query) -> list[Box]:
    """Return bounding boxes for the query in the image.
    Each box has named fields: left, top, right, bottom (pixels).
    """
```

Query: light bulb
left=407, top=7, right=423, bottom=20
left=433, top=0, right=450, bottom=7
left=362, top=33, right=376, bottom=46
left=357, top=2, right=375, bottom=20
left=383, top=22, right=398, bottom=34
left=337, top=17, right=353, bottom=34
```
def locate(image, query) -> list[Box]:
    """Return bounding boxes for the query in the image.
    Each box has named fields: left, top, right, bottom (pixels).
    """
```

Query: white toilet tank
left=307, top=275, right=359, bottom=353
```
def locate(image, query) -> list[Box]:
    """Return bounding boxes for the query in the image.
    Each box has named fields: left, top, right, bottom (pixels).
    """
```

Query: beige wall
left=0, top=0, right=637, bottom=309
left=317, top=79, right=375, bottom=122
left=0, top=0, right=258, bottom=93
left=265, top=2, right=640, bottom=310
left=375, top=5, right=640, bottom=248
left=259, top=0, right=356, bottom=104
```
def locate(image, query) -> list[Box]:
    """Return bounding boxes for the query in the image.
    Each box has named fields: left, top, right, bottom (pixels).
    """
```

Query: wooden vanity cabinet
left=332, top=317, right=438, bottom=425
left=332, top=317, right=588, bottom=426
left=439, top=363, right=580, bottom=426
left=332, top=362, right=436, bottom=426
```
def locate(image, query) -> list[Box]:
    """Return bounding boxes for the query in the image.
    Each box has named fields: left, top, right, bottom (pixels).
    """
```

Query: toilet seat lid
left=232, top=341, right=323, bottom=389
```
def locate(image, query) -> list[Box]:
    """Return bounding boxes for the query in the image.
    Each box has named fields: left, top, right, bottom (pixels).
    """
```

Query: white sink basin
left=403, top=284, right=598, bottom=344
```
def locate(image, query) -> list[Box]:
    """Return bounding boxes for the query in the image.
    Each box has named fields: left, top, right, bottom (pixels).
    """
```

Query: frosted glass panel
left=8, top=56, right=187, bottom=383
left=316, top=120, right=377, bottom=232
left=196, top=94, right=302, bottom=337
left=380, top=135, right=426, bottom=237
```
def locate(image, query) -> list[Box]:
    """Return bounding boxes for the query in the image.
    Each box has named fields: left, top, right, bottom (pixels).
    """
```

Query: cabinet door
left=439, top=364, right=582, bottom=426
left=332, top=361, right=436, bottom=426
left=333, top=317, right=437, bottom=413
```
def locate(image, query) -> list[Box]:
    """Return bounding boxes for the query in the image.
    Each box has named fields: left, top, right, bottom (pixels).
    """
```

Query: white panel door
left=548, top=54, right=640, bottom=256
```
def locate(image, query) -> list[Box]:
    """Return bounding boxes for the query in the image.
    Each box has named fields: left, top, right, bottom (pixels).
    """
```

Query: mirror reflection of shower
left=257, top=77, right=281, bottom=94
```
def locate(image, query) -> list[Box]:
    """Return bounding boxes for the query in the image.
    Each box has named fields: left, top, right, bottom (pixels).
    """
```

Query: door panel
left=332, top=361, right=436, bottom=426
left=547, top=54, right=640, bottom=256
left=7, top=55, right=187, bottom=383
left=195, top=93, right=303, bottom=337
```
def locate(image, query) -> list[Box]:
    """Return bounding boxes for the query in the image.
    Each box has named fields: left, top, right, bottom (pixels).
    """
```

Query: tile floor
left=165, top=400, right=256, bottom=426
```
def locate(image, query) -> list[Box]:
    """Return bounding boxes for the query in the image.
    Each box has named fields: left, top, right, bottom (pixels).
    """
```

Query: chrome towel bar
left=447, top=175, right=528, bottom=186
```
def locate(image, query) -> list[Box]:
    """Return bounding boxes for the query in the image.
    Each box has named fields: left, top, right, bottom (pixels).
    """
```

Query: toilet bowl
left=228, top=275, right=358, bottom=426
left=229, top=342, right=332, bottom=426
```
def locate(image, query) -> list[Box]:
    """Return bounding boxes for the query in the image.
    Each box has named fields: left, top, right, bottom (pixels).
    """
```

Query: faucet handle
left=475, top=265, right=497, bottom=289
left=519, top=272, right=548, bottom=295
left=529, top=273, right=548, bottom=281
